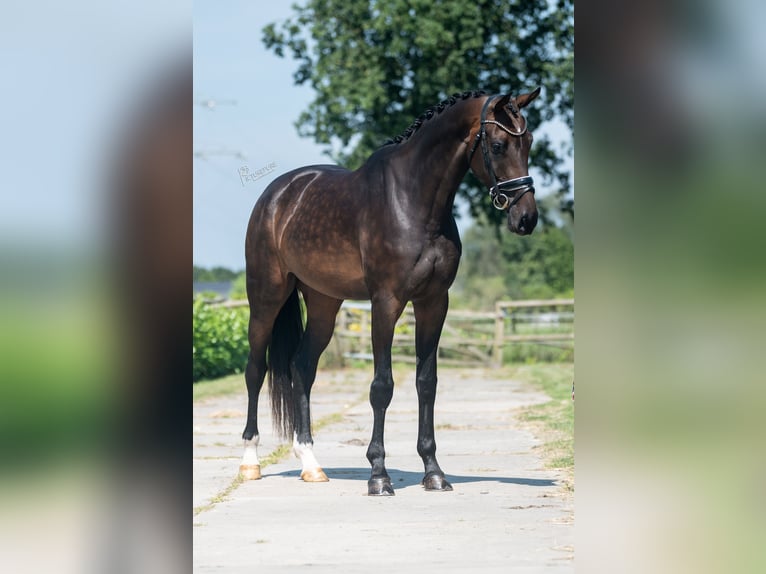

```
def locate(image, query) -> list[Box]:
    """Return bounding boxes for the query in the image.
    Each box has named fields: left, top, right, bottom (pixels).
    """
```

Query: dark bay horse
left=240, top=89, right=540, bottom=495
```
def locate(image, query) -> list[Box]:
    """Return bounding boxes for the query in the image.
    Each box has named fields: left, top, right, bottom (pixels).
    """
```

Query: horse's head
left=468, top=88, right=541, bottom=235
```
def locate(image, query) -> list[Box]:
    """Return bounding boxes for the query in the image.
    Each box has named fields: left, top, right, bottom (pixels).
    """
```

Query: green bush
left=503, top=342, right=574, bottom=364
left=193, top=297, right=250, bottom=382
left=229, top=272, right=247, bottom=300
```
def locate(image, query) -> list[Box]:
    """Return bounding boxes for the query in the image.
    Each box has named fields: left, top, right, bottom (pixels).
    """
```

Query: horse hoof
left=239, top=464, right=262, bottom=480
left=368, top=477, right=395, bottom=496
left=422, top=473, right=453, bottom=491
left=300, top=468, right=329, bottom=482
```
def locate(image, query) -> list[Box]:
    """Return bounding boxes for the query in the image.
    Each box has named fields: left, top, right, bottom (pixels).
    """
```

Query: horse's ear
left=494, top=93, right=512, bottom=110
left=516, top=87, right=541, bottom=109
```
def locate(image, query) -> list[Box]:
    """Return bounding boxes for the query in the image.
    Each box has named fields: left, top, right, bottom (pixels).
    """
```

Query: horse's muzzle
left=509, top=209, right=538, bottom=235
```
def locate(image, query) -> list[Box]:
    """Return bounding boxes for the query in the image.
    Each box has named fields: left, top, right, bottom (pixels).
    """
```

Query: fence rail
left=491, top=299, right=574, bottom=367
left=210, top=297, right=574, bottom=367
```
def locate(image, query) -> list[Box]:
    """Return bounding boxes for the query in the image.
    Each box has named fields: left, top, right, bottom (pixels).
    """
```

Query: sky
left=194, top=1, right=329, bottom=270
left=194, top=1, right=573, bottom=270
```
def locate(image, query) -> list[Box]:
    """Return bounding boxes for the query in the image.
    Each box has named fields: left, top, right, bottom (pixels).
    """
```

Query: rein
left=467, top=95, right=535, bottom=211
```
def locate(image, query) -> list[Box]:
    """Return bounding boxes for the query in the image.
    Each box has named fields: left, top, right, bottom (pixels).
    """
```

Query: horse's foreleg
left=291, top=288, right=342, bottom=482
left=366, top=296, right=406, bottom=496
left=413, top=293, right=453, bottom=491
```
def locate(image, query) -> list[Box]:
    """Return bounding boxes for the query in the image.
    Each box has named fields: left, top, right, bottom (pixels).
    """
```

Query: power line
left=194, top=148, right=247, bottom=160
left=196, top=98, right=237, bottom=110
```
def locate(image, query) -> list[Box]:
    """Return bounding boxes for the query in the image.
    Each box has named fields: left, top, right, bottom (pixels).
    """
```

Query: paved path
left=193, top=368, right=573, bottom=573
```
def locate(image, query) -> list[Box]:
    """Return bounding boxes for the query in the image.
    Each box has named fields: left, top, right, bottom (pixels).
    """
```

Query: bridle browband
left=467, top=95, right=535, bottom=211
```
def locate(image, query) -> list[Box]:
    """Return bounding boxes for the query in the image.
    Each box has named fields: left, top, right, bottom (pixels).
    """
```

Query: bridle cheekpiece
left=467, top=95, right=535, bottom=211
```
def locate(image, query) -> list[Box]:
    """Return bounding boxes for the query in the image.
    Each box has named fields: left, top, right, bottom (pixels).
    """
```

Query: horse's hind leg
left=240, top=349, right=267, bottom=480
left=290, top=285, right=342, bottom=482
left=240, top=276, right=295, bottom=480
left=413, top=293, right=453, bottom=491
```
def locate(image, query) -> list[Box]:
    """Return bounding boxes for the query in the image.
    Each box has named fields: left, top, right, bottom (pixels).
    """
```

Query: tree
left=499, top=223, right=573, bottom=298
left=193, top=265, right=242, bottom=282
left=263, top=0, right=573, bottom=224
left=452, top=220, right=573, bottom=307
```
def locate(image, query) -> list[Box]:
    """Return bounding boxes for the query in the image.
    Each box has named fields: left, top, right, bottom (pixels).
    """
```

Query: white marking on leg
left=240, top=435, right=262, bottom=479
left=242, top=435, right=260, bottom=466
left=293, top=433, right=321, bottom=473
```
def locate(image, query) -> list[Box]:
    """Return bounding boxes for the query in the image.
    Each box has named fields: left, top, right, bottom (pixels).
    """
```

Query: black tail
left=268, top=288, right=304, bottom=440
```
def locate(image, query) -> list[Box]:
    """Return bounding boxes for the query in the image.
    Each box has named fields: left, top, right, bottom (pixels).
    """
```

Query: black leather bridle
left=467, top=95, right=535, bottom=211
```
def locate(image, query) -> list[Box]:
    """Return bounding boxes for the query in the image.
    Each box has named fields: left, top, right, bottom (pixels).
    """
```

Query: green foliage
left=193, top=265, right=241, bottom=282
left=262, top=0, right=574, bottom=224
left=193, top=297, right=250, bottom=382
left=452, top=220, right=574, bottom=308
left=229, top=272, right=247, bottom=300
left=503, top=342, right=573, bottom=364
left=0, top=293, right=111, bottom=465
left=198, top=290, right=221, bottom=300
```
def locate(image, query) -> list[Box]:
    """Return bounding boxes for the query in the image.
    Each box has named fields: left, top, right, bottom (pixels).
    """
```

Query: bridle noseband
left=467, top=95, right=535, bottom=211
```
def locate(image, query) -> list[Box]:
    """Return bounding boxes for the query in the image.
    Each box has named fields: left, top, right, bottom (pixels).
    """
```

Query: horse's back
left=255, top=164, right=353, bottom=209
left=248, top=164, right=354, bottom=235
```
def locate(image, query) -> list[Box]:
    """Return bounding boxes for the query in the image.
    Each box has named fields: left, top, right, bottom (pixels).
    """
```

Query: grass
left=192, top=442, right=296, bottom=516
left=508, top=363, right=574, bottom=491
left=193, top=473, right=245, bottom=516
left=193, top=373, right=244, bottom=401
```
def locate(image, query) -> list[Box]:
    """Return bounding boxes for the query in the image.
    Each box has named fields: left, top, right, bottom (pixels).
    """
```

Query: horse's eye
left=491, top=142, right=504, bottom=154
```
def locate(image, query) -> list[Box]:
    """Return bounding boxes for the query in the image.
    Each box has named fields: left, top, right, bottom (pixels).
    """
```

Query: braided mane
left=384, top=90, right=486, bottom=145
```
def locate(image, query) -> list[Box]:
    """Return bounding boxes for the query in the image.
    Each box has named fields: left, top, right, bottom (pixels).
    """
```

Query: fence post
left=361, top=307, right=370, bottom=356
left=334, top=307, right=348, bottom=366
left=493, top=302, right=505, bottom=367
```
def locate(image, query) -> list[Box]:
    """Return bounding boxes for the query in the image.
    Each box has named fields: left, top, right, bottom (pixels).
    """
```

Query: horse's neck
left=387, top=117, right=474, bottom=226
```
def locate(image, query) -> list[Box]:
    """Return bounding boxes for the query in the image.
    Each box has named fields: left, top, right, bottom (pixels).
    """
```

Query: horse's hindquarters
left=274, top=169, right=369, bottom=300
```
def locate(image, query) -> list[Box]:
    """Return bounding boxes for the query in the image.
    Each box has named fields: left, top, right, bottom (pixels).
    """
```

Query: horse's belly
left=285, top=249, right=369, bottom=300
left=299, top=266, right=369, bottom=300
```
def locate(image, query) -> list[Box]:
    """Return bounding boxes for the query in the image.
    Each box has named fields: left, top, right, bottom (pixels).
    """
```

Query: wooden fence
left=212, top=298, right=574, bottom=367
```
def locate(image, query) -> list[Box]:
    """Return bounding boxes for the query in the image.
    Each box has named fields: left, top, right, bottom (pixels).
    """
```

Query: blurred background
left=576, top=0, right=766, bottom=572
left=0, top=1, right=190, bottom=573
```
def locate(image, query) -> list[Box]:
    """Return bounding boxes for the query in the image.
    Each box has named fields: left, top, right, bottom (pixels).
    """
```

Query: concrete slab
left=193, top=368, right=573, bottom=572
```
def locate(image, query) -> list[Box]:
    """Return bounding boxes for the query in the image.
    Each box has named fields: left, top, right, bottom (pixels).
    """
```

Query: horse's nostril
left=519, top=214, right=528, bottom=230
